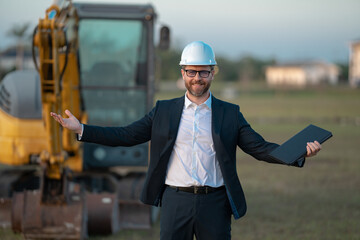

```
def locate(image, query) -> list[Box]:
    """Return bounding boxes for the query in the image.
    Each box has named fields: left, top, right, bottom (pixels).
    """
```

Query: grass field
left=1, top=82, right=359, bottom=240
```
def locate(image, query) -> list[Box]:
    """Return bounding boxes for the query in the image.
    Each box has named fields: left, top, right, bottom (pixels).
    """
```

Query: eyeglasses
left=184, top=69, right=211, bottom=78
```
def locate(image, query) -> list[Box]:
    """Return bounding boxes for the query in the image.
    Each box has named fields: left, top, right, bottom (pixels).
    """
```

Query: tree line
left=156, top=48, right=349, bottom=83
left=156, top=48, right=277, bottom=82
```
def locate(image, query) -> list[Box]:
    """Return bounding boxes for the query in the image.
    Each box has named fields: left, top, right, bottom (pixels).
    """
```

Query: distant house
left=0, top=46, right=34, bottom=70
left=349, top=40, right=360, bottom=88
left=265, top=61, right=339, bottom=88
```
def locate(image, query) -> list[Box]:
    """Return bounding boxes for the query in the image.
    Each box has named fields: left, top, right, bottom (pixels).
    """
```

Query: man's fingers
left=307, top=142, right=316, bottom=153
left=65, top=109, right=74, bottom=118
left=306, top=141, right=322, bottom=157
left=308, top=141, right=321, bottom=152
left=306, top=145, right=311, bottom=156
left=50, top=110, right=81, bottom=133
left=50, top=112, right=59, bottom=122
left=314, top=141, right=322, bottom=150
left=306, top=144, right=315, bottom=156
left=50, top=112, right=65, bottom=126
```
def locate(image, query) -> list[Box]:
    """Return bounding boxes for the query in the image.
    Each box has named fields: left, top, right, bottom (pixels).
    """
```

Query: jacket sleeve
left=80, top=102, right=158, bottom=147
left=236, top=110, right=305, bottom=167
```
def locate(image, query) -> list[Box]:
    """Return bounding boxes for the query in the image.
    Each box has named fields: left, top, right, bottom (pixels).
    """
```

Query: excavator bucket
left=78, top=172, right=155, bottom=234
left=12, top=190, right=86, bottom=240
left=0, top=197, right=11, bottom=229
left=1, top=170, right=156, bottom=239
left=83, top=172, right=153, bottom=235
left=11, top=192, right=23, bottom=233
left=86, top=192, right=119, bottom=235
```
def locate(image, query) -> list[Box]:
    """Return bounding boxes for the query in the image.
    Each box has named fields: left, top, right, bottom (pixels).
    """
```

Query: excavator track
left=0, top=169, right=155, bottom=239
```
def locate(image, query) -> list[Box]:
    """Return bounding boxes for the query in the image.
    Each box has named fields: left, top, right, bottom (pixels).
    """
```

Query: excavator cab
left=75, top=4, right=153, bottom=168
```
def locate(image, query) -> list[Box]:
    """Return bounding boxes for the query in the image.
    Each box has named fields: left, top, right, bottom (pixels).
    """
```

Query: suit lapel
left=212, top=95, right=228, bottom=164
left=211, top=95, right=224, bottom=136
left=159, top=96, right=184, bottom=160
left=169, top=96, right=184, bottom=139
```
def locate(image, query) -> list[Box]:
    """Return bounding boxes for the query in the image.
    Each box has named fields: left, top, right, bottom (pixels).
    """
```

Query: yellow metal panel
left=0, top=108, right=83, bottom=172
left=0, top=109, right=48, bottom=165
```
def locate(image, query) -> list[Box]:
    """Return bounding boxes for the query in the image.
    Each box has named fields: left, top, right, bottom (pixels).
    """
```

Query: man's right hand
left=50, top=110, right=82, bottom=135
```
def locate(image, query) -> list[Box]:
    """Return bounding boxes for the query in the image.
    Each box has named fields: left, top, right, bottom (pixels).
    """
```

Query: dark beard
left=185, top=80, right=211, bottom=97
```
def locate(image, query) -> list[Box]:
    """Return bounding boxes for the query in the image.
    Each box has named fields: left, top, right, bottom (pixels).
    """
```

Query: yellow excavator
left=0, top=0, right=169, bottom=239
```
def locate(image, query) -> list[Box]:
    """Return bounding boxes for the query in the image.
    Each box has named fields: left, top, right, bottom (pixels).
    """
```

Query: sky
left=0, top=0, right=359, bottom=63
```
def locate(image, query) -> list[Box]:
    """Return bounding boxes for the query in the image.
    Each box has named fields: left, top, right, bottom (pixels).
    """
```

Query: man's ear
left=211, top=70, right=215, bottom=80
left=181, top=69, right=185, bottom=79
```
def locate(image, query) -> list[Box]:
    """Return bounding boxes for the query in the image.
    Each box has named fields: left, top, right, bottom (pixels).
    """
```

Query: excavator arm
left=33, top=1, right=82, bottom=180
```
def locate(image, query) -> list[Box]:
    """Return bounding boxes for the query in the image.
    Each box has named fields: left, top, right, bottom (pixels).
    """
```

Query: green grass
left=1, top=83, right=359, bottom=239
left=233, top=123, right=360, bottom=240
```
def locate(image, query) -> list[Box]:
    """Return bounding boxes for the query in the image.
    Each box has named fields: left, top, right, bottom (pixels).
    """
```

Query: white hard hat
left=179, top=41, right=217, bottom=66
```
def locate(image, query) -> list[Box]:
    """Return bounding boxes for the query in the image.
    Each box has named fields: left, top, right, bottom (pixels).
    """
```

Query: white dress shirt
left=165, top=93, right=224, bottom=187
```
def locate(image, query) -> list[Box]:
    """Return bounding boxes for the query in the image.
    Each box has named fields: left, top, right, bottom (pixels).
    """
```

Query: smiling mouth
left=192, top=81, right=204, bottom=85
left=192, top=84, right=204, bottom=89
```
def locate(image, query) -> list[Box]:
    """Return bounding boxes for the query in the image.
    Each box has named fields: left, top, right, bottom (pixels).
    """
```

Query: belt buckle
left=193, top=186, right=209, bottom=194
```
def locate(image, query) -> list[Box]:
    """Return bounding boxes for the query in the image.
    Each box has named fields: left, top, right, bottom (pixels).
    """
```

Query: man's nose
left=195, top=72, right=202, bottom=80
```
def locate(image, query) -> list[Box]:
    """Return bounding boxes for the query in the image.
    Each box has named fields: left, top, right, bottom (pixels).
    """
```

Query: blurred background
left=1, top=0, right=360, bottom=82
left=0, top=0, right=359, bottom=240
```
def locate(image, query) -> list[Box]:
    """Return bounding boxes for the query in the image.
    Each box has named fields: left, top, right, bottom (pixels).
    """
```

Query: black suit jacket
left=81, top=95, right=304, bottom=219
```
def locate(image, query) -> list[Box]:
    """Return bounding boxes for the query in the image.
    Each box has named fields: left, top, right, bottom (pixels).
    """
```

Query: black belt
left=167, top=185, right=225, bottom=194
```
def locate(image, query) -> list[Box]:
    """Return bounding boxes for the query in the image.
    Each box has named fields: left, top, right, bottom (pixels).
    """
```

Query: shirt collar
left=184, top=91, right=212, bottom=110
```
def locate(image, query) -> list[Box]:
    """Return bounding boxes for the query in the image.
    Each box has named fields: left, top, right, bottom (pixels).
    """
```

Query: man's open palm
left=50, top=110, right=82, bottom=134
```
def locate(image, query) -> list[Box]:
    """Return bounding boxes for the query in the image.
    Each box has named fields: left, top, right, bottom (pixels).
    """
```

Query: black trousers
left=160, top=186, right=232, bottom=240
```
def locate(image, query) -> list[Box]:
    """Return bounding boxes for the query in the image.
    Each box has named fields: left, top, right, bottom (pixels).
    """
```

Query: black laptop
left=269, top=124, right=332, bottom=165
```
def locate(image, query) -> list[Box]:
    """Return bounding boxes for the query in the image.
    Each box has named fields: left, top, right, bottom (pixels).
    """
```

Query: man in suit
left=51, top=41, right=321, bottom=240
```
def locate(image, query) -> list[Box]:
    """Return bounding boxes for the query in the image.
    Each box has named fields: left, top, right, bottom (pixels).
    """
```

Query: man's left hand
left=306, top=141, right=322, bottom=157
